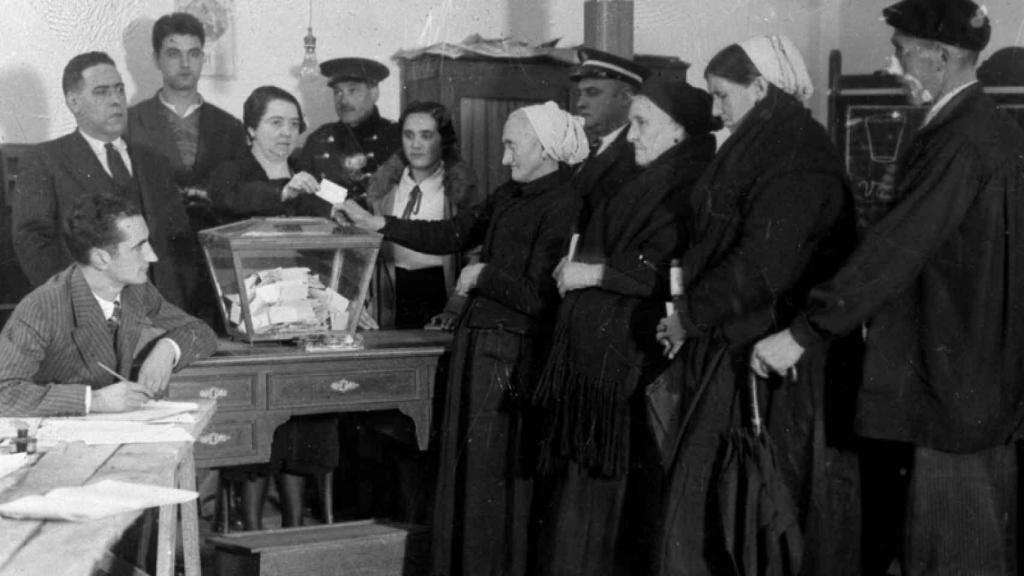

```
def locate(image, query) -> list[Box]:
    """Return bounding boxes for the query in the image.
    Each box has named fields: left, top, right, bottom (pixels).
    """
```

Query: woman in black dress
left=208, top=85, right=333, bottom=530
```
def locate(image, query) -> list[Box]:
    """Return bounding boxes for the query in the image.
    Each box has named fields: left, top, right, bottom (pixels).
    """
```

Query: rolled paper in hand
left=665, top=302, right=675, bottom=316
left=567, top=233, right=580, bottom=261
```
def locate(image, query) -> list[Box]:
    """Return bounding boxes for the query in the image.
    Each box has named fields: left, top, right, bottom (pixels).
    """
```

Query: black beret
left=640, top=69, right=716, bottom=137
left=320, top=57, right=390, bottom=86
left=883, top=0, right=991, bottom=52
left=570, top=48, right=650, bottom=89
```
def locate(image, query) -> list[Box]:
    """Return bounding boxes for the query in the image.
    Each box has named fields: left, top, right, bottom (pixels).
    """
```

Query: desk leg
left=155, top=502, right=177, bottom=576
left=178, top=449, right=201, bottom=576
left=397, top=402, right=432, bottom=450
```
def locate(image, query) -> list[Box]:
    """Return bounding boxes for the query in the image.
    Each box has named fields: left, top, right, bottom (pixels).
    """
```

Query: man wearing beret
left=569, top=48, right=649, bottom=232
left=299, top=57, right=401, bottom=192
left=751, top=0, right=1024, bottom=573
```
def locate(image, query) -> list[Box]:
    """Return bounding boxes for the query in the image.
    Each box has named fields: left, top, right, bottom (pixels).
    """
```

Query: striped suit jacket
left=0, top=265, right=218, bottom=416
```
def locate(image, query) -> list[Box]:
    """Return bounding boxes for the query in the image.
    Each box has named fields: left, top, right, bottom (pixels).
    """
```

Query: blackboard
left=829, top=73, right=1024, bottom=232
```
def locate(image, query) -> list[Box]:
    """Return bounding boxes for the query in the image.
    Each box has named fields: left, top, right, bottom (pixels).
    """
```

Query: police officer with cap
left=751, top=0, right=1024, bottom=573
left=570, top=48, right=650, bottom=232
left=300, top=57, right=401, bottom=190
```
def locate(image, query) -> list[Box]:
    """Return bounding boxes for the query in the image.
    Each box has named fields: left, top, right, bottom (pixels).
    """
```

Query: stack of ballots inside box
left=226, top=267, right=350, bottom=334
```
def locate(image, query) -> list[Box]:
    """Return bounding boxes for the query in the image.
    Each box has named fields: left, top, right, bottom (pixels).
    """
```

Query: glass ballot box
left=199, top=217, right=381, bottom=346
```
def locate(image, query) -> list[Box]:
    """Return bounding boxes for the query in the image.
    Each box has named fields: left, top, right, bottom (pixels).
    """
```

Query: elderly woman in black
left=208, top=86, right=334, bottom=530
left=653, top=36, right=860, bottom=575
left=530, top=72, right=716, bottom=576
left=336, top=101, right=587, bottom=576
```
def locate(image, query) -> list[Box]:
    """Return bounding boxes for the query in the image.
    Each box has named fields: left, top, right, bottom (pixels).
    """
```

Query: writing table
left=0, top=399, right=216, bottom=576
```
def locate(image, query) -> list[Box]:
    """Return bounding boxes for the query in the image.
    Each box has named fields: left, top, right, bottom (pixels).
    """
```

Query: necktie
left=400, top=185, right=423, bottom=220
left=588, top=138, right=601, bottom=159
left=107, top=299, right=121, bottom=334
left=105, top=143, right=132, bottom=190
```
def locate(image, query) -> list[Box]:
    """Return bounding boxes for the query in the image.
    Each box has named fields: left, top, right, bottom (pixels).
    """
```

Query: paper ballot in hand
left=316, top=179, right=349, bottom=205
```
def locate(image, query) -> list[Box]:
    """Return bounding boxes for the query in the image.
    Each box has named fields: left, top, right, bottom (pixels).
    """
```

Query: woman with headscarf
left=530, top=71, right=716, bottom=576
left=653, top=36, right=861, bottom=575
left=336, top=101, right=587, bottom=576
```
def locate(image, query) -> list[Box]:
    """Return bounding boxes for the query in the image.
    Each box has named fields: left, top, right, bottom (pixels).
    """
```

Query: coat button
left=370, top=135, right=378, bottom=141
left=321, top=152, right=330, bottom=159
left=367, top=152, right=375, bottom=158
left=327, top=136, right=334, bottom=143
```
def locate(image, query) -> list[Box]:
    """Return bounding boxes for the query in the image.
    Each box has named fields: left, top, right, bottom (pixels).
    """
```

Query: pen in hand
left=96, top=362, right=154, bottom=400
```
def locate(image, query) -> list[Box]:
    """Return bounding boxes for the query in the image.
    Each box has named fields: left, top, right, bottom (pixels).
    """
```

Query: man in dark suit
left=126, top=12, right=245, bottom=192
left=299, top=57, right=401, bottom=193
left=12, top=51, right=199, bottom=310
left=569, top=48, right=650, bottom=232
left=0, top=193, right=217, bottom=417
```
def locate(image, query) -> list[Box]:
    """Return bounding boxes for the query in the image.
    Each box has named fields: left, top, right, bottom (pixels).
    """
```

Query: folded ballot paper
left=0, top=479, right=197, bottom=521
left=315, top=179, right=348, bottom=205
left=226, top=266, right=351, bottom=334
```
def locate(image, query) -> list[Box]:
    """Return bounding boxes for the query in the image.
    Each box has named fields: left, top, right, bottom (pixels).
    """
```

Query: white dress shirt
left=388, top=165, right=446, bottom=270
left=78, top=130, right=133, bottom=178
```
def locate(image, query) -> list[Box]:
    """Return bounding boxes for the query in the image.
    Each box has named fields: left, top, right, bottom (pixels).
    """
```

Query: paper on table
left=0, top=479, right=198, bottom=521
left=0, top=453, right=31, bottom=481
left=36, top=420, right=194, bottom=445
left=72, top=400, right=199, bottom=423
left=316, top=179, right=348, bottom=205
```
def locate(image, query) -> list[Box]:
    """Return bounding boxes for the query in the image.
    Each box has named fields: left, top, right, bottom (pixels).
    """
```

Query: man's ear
left=65, top=91, right=80, bottom=116
left=89, top=246, right=112, bottom=270
left=369, top=84, right=381, bottom=104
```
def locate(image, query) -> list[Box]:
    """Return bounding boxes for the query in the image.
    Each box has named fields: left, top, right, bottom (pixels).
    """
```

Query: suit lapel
left=116, top=286, right=144, bottom=376
left=60, top=132, right=115, bottom=197
left=68, top=266, right=119, bottom=382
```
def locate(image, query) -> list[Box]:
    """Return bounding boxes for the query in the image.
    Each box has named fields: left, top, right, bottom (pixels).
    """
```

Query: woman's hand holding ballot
left=553, top=258, right=604, bottom=296
left=334, top=199, right=386, bottom=232
left=656, top=313, right=685, bottom=359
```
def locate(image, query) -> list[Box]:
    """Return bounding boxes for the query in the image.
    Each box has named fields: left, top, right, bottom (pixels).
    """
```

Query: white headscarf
left=738, top=35, right=814, bottom=102
left=518, top=101, right=589, bottom=165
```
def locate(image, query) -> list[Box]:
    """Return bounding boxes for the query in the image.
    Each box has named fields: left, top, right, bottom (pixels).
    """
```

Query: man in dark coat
left=753, top=1, right=1024, bottom=573
left=569, top=48, right=649, bottom=230
left=12, top=51, right=200, bottom=312
left=299, top=57, right=401, bottom=191
left=0, top=193, right=217, bottom=416
left=125, top=12, right=245, bottom=192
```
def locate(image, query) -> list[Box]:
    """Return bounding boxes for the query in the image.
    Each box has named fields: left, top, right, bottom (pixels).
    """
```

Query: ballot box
left=199, top=217, right=381, bottom=344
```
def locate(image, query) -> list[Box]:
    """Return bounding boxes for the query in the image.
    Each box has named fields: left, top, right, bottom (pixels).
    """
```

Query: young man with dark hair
left=126, top=11, right=244, bottom=191
left=12, top=51, right=200, bottom=310
left=0, top=193, right=217, bottom=416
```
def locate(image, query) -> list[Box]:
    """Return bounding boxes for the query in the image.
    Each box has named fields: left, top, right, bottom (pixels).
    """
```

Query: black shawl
left=534, top=134, right=715, bottom=478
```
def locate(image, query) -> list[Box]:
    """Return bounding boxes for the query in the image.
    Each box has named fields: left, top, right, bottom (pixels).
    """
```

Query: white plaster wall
left=527, top=0, right=843, bottom=121
left=0, top=0, right=505, bottom=143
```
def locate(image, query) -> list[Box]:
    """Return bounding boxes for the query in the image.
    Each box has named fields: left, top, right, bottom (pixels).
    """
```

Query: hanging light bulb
left=299, top=0, right=320, bottom=80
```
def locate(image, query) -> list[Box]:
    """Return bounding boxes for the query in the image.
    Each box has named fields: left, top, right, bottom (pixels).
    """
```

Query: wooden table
left=168, top=330, right=452, bottom=469
left=0, top=400, right=216, bottom=576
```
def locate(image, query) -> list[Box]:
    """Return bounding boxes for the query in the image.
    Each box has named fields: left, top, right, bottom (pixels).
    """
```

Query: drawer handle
left=198, top=432, right=231, bottom=446
left=329, top=379, right=360, bottom=393
left=199, top=387, right=228, bottom=400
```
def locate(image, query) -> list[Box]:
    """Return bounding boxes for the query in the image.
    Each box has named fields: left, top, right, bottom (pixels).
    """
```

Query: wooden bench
left=209, top=520, right=429, bottom=576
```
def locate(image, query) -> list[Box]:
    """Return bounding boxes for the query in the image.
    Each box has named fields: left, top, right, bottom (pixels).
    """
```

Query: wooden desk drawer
left=267, top=368, right=420, bottom=408
left=195, top=415, right=261, bottom=463
left=170, top=371, right=264, bottom=411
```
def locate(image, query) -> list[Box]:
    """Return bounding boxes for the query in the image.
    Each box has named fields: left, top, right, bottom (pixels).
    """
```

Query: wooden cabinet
left=399, top=53, right=689, bottom=195
left=169, top=330, right=451, bottom=468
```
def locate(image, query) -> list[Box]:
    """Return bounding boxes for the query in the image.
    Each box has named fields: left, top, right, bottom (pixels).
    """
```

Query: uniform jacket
left=12, top=131, right=200, bottom=309
left=571, top=127, right=640, bottom=233
left=126, top=94, right=246, bottom=190
left=298, top=107, right=401, bottom=188
left=792, top=83, right=1024, bottom=452
left=0, top=265, right=218, bottom=416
